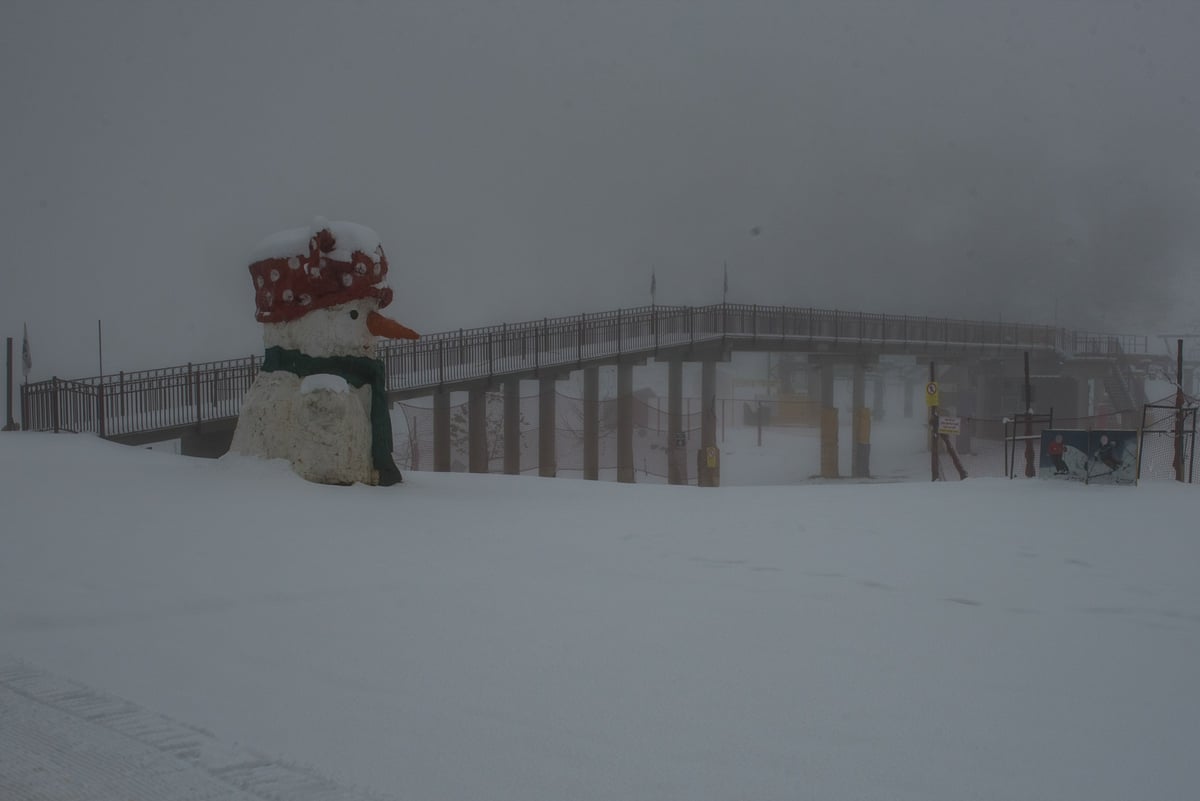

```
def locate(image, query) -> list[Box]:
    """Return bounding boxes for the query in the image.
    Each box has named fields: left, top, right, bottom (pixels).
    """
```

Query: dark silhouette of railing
left=18, top=302, right=1147, bottom=441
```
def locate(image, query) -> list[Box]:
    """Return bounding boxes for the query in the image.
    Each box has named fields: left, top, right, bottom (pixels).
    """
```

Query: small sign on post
left=937, top=415, right=961, bottom=436
left=925, top=382, right=940, bottom=407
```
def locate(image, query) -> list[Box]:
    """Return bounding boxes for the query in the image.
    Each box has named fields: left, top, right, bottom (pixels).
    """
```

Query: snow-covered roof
left=251, top=218, right=383, bottom=263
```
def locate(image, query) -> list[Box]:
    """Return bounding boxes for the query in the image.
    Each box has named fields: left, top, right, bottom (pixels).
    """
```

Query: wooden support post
left=433, top=389, right=451, bottom=472
left=667, top=360, right=685, bottom=485
left=617, top=363, right=634, bottom=482
left=699, top=360, right=718, bottom=487
left=468, top=388, right=488, bottom=474
left=1023, top=351, right=1035, bottom=477
left=583, top=367, right=599, bottom=480
left=851, top=362, right=868, bottom=478
left=539, top=376, right=556, bottom=478
left=819, top=360, right=838, bottom=478
left=503, top=379, right=520, bottom=475
left=939, top=434, right=968, bottom=479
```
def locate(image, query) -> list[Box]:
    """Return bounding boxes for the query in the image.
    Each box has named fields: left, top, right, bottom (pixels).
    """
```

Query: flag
left=21, top=323, right=31, bottom=380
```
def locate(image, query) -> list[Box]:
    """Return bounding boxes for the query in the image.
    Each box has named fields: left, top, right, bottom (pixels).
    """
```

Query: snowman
left=230, top=219, right=419, bottom=486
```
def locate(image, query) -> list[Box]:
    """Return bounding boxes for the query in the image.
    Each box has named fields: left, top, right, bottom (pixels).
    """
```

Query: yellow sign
left=705, top=446, right=719, bottom=468
left=925, top=382, right=939, bottom=407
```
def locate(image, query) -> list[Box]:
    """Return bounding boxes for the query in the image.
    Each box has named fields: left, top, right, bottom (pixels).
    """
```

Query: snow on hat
left=249, top=219, right=394, bottom=323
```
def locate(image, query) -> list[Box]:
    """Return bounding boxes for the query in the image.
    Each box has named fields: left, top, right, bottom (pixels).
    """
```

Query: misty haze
left=3, top=1, right=1198, bottom=378
left=2, top=3, right=1199, bottom=801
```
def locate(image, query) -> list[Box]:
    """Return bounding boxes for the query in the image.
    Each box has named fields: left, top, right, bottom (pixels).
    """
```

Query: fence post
left=752, top=305, right=758, bottom=344
left=617, top=309, right=623, bottom=354
left=488, top=332, right=494, bottom=380
left=438, top=339, right=445, bottom=386
left=96, top=381, right=106, bottom=438
left=194, top=366, right=202, bottom=427
left=51, top=377, right=60, bottom=433
left=577, top=314, right=584, bottom=364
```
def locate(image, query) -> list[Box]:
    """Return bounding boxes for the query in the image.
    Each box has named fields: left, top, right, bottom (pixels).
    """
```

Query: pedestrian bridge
left=18, top=302, right=1152, bottom=478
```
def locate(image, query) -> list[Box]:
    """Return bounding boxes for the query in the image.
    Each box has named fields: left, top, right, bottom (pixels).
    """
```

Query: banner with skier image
left=1039, top=430, right=1137, bottom=485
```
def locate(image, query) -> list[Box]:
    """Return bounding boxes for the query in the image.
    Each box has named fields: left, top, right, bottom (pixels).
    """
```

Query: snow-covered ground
left=2, top=430, right=1198, bottom=800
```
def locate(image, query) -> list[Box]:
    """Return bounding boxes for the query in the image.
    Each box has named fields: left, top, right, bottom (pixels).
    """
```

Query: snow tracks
left=0, top=660, right=396, bottom=801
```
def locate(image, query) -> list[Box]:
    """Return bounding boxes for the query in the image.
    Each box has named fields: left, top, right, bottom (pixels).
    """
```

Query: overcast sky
left=3, top=0, right=1198, bottom=379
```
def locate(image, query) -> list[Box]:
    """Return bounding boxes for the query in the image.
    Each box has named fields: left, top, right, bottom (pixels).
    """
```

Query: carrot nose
left=367, top=310, right=420, bottom=340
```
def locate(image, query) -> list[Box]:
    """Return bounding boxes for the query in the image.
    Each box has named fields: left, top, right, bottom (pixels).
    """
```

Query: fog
left=3, top=0, right=1198, bottom=380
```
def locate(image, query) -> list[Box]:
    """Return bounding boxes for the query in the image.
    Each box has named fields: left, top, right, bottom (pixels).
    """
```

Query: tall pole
left=1023, top=351, right=1035, bottom=477
left=98, top=319, right=104, bottom=378
left=3, top=338, right=15, bottom=431
left=1175, top=338, right=1184, bottom=482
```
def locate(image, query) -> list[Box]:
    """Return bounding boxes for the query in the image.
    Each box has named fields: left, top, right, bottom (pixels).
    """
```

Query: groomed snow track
left=0, top=660, right=397, bottom=801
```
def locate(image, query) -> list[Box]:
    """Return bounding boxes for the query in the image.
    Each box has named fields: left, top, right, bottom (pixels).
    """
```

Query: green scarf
left=261, top=346, right=402, bottom=486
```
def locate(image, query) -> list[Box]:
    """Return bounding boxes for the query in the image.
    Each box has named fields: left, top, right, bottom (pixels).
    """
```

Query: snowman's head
left=264, top=298, right=381, bottom=358
left=249, top=221, right=419, bottom=357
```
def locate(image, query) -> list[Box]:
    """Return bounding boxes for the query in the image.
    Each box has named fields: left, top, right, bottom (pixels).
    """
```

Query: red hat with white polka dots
left=249, top=222, right=393, bottom=324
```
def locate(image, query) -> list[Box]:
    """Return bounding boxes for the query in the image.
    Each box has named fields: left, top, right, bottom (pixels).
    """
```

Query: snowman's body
left=229, top=222, right=417, bottom=486
left=232, top=298, right=382, bottom=484
left=233, top=368, right=377, bottom=485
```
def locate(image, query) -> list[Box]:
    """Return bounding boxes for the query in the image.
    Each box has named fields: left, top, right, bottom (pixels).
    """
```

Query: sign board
left=925, top=382, right=939, bottom=407
left=705, top=446, right=718, bottom=468
left=937, top=415, right=961, bottom=435
left=672, top=432, right=687, bottom=448
left=1038, top=429, right=1137, bottom=485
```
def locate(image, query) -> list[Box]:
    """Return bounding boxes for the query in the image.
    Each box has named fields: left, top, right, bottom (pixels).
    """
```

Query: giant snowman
left=230, top=219, right=419, bottom=486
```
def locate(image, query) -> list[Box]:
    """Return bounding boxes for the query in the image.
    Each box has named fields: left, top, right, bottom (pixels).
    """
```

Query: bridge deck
left=19, top=302, right=1152, bottom=443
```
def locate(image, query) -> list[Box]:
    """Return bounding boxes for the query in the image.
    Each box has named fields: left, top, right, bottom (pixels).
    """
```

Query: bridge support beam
left=872, top=372, right=886, bottom=421
left=698, top=360, right=719, bottom=487
left=503, top=379, right=520, bottom=475
left=433, top=389, right=451, bottom=472
left=668, top=360, right=686, bottom=485
left=583, top=367, right=599, bottom=480
left=813, top=359, right=838, bottom=479
left=468, top=389, right=488, bottom=474
left=617, top=363, right=635, bottom=483
left=851, top=362, right=870, bottom=478
left=539, top=376, right=556, bottom=478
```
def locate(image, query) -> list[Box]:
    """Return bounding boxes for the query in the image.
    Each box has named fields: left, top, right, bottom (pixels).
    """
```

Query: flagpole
left=98, top=319, right=104, bottom=378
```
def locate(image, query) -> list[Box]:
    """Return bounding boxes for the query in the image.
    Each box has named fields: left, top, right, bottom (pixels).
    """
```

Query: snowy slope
left=2, top=432, right=1198, bottom=801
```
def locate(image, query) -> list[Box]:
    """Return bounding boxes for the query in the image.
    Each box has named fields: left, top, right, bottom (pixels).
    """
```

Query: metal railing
left=18, top=302, right=1137, bottom=440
